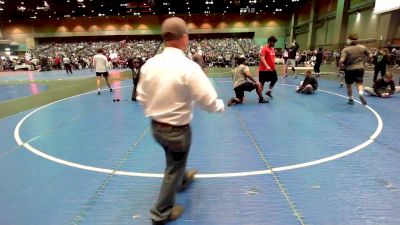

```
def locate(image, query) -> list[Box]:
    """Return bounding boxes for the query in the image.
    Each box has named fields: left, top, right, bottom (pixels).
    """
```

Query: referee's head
left=161, top=17, right=189, bottom=52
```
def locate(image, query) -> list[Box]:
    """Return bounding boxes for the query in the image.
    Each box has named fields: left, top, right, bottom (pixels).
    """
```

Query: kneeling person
left=228, top=56, right=269, bottom=106
left=296, top=70, right=318, bottom=94
left=364, top=72, right=400, bottom=98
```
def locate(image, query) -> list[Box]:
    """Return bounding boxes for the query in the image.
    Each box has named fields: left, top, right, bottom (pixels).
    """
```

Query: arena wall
left=0, top=14, right=290, bottom=49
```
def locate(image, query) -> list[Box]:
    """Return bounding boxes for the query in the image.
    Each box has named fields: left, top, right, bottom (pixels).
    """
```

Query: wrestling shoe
left=227, top=98, right=236, bottom=107
left=265, top=91, right=273, bottom=98
left=152, top=205, right=184, bottom=225
left=347, top=99, right=354, bottom=105
left=259, top=97, right=269, bottom=103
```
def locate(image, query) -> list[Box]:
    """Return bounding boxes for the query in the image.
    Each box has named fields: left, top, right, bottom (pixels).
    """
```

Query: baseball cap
left=161, top=17, right=189, bottom=41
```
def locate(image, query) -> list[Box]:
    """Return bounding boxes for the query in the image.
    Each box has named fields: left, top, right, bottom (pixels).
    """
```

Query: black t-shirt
left=373, top=78, right=395, bottom=96
left=300, top=76, right=318, bottom=90
left=316, top=51, right=323, bottom=64
left=288, top=43, right=299, bottom=59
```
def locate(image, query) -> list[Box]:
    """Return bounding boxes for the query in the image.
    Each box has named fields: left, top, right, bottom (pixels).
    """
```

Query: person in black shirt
left=128, top=57, right=142, bottom=101
left=314, top=47, right=323, bottom=77
left=296, top=70, right=318, bottom=94
left=373, top=48, right=389, bottom=82
left=364, top=72, right=400, bottom=97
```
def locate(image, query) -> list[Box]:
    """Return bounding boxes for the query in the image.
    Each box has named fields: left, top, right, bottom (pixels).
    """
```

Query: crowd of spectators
left=188, top=38, right=243, bottom=67
left=0, top=40, right=161, bottom=72
left=1, top=37, right=400, bottom=72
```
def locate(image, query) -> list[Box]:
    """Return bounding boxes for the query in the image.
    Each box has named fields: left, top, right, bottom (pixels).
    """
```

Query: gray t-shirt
left=340, top=44, right=371, bottom=70
left=233, top=64, right=250, bottom=88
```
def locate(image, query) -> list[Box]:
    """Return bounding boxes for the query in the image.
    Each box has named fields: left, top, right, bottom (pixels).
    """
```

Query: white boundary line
left=14, top=83, right=383, bottom=178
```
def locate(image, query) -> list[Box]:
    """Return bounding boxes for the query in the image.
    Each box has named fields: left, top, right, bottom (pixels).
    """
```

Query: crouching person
left=228, top=56, right=269, bottom=106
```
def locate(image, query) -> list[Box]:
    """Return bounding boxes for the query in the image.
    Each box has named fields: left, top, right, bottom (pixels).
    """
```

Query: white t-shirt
left=137, top=47, right=224, bottom=126
left=93, top=54, right=108, bottom=72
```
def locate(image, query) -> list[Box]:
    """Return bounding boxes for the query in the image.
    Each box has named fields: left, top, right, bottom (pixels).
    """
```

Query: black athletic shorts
left=259, top=70, right=277, bottom=83
left=345, top=69, right=364, bottom=84
left=96, top=72, right=109, bottom=77
left=234, top=82, right=255, bottom=99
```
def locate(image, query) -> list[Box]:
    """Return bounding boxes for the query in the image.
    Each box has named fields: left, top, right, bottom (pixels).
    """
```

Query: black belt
left=152, top=120, right=189, bottom=128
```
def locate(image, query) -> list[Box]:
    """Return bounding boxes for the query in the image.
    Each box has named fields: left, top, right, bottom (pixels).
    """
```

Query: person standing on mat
left=258, top=35, right=278, bottom=99
left=129, top=57, right=142, bottom=101
left=93, top=48, right=114, bottom=95
left=314, top=47, right=323, bottom=77
left=63, top=55, right=73, bottom=75
left=284, top=39, right=299, bottom=78
left=373, top=48, right=389, bottom=82
left=137, top=17, right=224, bottom=225
left=339, top=33, right=371, bottom=105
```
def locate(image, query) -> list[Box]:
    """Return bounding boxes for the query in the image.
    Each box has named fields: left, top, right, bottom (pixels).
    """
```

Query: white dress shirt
left=93, top=54, right=109, bottom=72
left=137, top=47, right=224, bottom=126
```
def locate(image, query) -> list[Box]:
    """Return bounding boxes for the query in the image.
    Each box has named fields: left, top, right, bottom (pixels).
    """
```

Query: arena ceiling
left=0, top=0, right=304, bottom=22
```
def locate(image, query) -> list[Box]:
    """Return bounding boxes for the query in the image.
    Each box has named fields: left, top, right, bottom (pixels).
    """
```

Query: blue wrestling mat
left=0, top=73, right=400, bottom=225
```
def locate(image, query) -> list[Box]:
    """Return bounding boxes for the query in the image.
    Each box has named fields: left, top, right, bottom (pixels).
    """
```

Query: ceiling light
left=77, top=0, right=84, bottom=2
left=17, top=6, right=26, bottom=12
